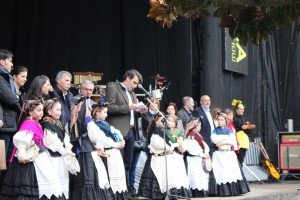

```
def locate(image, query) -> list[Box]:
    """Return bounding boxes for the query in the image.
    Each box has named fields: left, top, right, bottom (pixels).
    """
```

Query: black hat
left=91, top=102, right=109, bottom=109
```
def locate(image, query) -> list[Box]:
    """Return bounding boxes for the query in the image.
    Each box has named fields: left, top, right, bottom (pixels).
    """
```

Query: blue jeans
left=128, top=150, right=141, bottom=188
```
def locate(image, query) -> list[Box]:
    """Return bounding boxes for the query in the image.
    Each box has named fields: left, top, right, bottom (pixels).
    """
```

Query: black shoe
left=128, top=187, right=137, bottom=198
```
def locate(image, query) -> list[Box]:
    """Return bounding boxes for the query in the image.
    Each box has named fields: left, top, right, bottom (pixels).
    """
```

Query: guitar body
left=256, top=142, right=280, bottom=180
left=263, top=159, right=280, bottom=180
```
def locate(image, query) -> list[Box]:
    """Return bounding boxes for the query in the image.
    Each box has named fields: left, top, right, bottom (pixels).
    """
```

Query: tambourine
left=202, top=157, right=212, bottom=173
left=245, top=123, right=255, bottom=130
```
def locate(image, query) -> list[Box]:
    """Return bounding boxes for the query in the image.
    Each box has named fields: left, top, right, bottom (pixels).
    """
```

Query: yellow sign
left=231, top=38, right=246, bottom=63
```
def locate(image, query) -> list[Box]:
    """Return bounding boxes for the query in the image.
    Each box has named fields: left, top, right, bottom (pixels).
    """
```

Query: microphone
left=138, top=84, right=151, bottom=97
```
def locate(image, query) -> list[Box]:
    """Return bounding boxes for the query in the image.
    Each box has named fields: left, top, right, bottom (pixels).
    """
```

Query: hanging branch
left=217, top=0, right=296, bottom=6
left=147, top=0, right=300, bottom=45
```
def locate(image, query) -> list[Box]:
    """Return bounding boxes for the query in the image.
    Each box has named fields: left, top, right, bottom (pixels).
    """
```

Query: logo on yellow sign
left=231, top=38, right=246, bottom=63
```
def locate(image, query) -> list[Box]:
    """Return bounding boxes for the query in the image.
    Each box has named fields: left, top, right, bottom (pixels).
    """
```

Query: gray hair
left=55, top=71, right=72, bottom=82
left=182, top=96, right=193, bottom=105
left=81, top=80, right=94, bottom=88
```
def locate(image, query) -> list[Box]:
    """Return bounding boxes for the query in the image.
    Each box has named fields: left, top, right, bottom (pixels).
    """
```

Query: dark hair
left=91, top=102, right=109, bottom=118
left=186, top=117, right=200, bottom=131
left=43, top=98, right=60, bottom=117
left=212, top=107, right=222, bottom=120
left=166, top=102, right=178, bottom=114
left=11, top=66, right=28, bottom=76
left=122, top=69, right=143, bottom=84
left=0, top=49, right=13, bottom=60
left=217, top=112, right=227, bottom=123
left=224, top=108, right=233, bottom=115
left=26, top=75, right=49, bottom=100
left=18, top=98, right=43, bottom=128
left=146, top=113, right=162, bottom=134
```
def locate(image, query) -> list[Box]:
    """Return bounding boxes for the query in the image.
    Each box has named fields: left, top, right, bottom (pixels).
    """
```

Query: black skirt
left=70, top=151, right=114, bottom=200
left=0, top=159, right=39, bottom=200
left=208, top=170, right=218, bottom=196
left=138, top=156, right=191, bottom=200
left=191, top=188, right=208, bottom=198
left=40, top=194, right=67, bottom=200
left=213, top=162, right=250, bottom=196
left=215, top=179, right=250, bottom=196
left=114, top=191, right=128, bottom=200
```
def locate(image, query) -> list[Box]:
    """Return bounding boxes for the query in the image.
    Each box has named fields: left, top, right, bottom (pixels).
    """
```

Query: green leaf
left=210, top=0, right=217, bottom=7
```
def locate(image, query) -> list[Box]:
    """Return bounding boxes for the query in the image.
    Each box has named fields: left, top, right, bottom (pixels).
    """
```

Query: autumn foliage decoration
left=147, top=0, right=300, bottom=45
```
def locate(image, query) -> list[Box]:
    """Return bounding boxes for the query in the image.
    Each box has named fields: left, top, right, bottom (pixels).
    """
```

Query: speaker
left=280, top=144, right=300, bottom=170
left=281, top=133, right=300, bottom=143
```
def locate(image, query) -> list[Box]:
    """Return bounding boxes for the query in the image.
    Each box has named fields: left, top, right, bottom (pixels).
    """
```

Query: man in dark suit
left=194, top=95, right=215, bottom=151
left=0, top=50, right=21, bottom=188
left=105, top=69, right=145, bottom=196
left=177, top=96, right=195, bottom=129
left=51, top=71, right=74, bottom=126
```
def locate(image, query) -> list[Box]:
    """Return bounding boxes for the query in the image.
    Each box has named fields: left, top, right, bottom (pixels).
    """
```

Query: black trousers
left=120, top=128, right=135, bottom=187
left=237, top=148, right=247, bottom=164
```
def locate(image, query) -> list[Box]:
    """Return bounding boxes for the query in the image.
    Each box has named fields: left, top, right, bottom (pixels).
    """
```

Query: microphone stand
left=144, top=97, right=190, bottom=200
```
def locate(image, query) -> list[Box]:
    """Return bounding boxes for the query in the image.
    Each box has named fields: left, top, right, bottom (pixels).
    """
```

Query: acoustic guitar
left=256, top=142, right=280, bottom=180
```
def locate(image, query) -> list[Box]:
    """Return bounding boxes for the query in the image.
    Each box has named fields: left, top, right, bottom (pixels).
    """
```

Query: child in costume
left=89, top=102, right=128, bottom=200
left=40, top=98, right=79, bottom=199
left=0, top=99, right=44, bottom=199
left=185, top=118, right=210, bottom=197
left=211, top=113, right=250, bottom=196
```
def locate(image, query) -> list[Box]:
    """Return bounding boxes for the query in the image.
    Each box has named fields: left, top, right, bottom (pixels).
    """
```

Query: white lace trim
left=91, top=151, right=111, bottom=189
left=107, top=149, right=127, bottom=193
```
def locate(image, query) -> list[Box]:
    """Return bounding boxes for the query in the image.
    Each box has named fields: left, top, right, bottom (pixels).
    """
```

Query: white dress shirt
left=121, top=83, right=135, bottom=126
left=202, top=106, right=214, bottom=133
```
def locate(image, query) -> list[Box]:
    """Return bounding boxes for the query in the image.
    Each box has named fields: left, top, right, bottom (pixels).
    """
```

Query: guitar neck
left=257, top=143, right=270, bottom=160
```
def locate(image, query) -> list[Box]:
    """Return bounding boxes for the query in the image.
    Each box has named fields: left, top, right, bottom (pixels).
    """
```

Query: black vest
left=41, top=120, right=65, bottom=157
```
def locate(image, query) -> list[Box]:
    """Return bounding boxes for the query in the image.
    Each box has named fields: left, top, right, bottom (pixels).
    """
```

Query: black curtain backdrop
left=0, top=1, right=299, bottom=162
left=0, top=0, right=193, bottom=109
left=196, top=18, right=300, bottom=162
